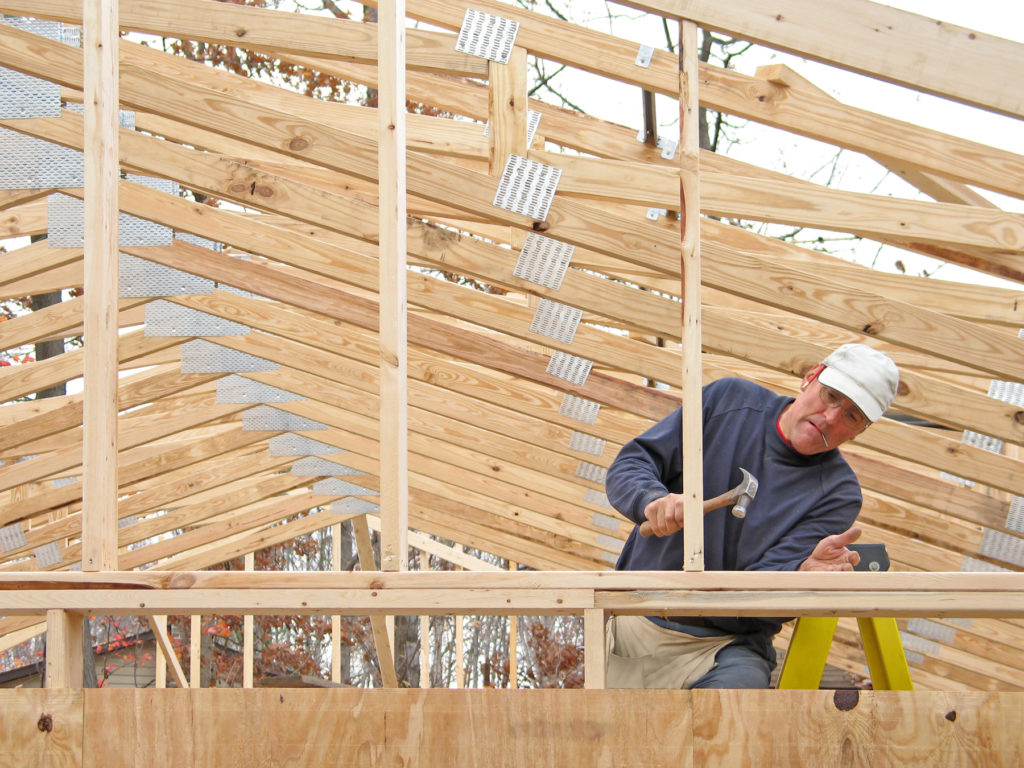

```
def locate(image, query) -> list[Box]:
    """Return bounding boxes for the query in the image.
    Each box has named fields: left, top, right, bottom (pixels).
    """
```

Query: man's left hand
left=799, top=526, right=862, bottom=571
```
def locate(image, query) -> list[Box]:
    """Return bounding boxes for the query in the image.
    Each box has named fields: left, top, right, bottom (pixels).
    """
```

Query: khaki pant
left=605, top=615, right=736, bottom=689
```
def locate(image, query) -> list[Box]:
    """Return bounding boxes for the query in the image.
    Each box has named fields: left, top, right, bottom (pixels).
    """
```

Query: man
left=604, top=343, right=899, bottom=690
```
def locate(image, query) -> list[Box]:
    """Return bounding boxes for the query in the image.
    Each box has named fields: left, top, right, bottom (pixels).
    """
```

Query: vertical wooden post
left=81, top=0, right=120, bottom=573
left=331, top=523, right=342, bottom=685
left=508, top=559, right=518, bottom=689
left=583, top=608, right=606, bottom=690
left=679, top=20, right=704, bottom=572
left=455, top=613, right=465, bottom=688
left=419, top=615, right=430, bottom=688
left=377, top=0, right=408, bottom=574
left=45, top=610, right=84, bottom=688
left=154, top=615, right=167, bottom=689
left=190, top=614, right=201, bottom=688
left=488, top=46, right=528, bottom=174
left=243, top=551, right=254, bottom=689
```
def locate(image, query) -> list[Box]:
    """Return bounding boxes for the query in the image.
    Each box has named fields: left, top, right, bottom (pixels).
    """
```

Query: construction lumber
left=622, top=0, right=1024, bottom=118
left=80, top=0, right=120, bottom=571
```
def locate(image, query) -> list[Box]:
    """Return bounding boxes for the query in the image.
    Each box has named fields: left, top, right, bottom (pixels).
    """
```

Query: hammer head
left=730, top=468, right=758, bottom=518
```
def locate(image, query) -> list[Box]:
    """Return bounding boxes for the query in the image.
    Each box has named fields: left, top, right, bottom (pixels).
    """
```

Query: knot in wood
left=1014, top=411, right=1024, bottom=426
left=832, top=690, right=859, bottom=711
left=37, top=714, right=53, bottom=733
left=861, top=322, right=884, bottom=335
left=531, top=221, right=550, bottom=232
left=288, top=137, right=310, bottom=152
left=897, top=381, right=910, bottom=397
left=945, top=710, right=957, bottom=722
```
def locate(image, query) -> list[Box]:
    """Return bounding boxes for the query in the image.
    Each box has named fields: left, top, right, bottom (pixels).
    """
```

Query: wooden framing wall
left=1, top=0, right=1024, bottom=752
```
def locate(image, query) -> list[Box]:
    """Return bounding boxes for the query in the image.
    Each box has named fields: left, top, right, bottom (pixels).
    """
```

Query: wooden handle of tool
left=638, top=491, right=737, bottom=537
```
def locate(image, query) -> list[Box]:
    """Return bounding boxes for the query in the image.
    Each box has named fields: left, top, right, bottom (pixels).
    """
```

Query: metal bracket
left=455, top=8, right=520, bottom=64
left=514, top=232, right=574, bottom=290
left=529, top=298, right=582, bottom=344
left=546, top=351, right=592, bottom=386
left=559, top=393, right=600, bottom=424
left=493, top=154, right=561, bottom=222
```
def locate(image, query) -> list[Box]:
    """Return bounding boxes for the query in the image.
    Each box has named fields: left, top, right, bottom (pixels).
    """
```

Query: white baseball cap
left=817, top=343, right=899, bottom=423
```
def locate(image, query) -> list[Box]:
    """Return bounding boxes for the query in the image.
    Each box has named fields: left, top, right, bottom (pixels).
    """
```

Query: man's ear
left=800, top=364, right=825, bottom=390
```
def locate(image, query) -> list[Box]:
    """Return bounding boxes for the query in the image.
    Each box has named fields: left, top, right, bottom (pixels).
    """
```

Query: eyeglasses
left=817, top=385, right=868, bottom=430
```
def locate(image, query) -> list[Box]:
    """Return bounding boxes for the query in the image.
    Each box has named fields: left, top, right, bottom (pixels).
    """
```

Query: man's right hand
left=643, top=493, right=687, bottom=537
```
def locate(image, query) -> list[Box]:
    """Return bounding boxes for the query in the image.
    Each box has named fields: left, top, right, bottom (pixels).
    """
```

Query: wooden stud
left=190, top=614, right=201, bottom=688
left=80, top=0, right=119, bottom=572
left=44, top=609, right=83, bottom=688
left=244, top=551, right=254, bottom=689
left=679, top=19, right=703, bottom=571
left=583, top=608, right=605, bottom=690
left=377, top=0, right=409, bottom=574
left=331, top=523, right=342, bottom=685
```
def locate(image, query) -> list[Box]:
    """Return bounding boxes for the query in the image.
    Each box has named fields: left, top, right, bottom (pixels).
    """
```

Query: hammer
left=638, top=467, right=758, bottom=538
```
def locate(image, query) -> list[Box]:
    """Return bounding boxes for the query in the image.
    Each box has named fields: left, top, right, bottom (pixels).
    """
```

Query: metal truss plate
left=584, top=488, right=612, bottom=509
left=530, top=298, right=582, bottom=344
left=0, top=128, right=83, bottom=188
left=978, top=528, right=1024, bottom=567
left=1007, top=496, right=1024, bottom=533
left=493, top=154, right=561, bottom=222
left=560, top=393, right=600, bottom=425
left=49, top=185, right=174, bottom=248
left=181, top=339, right=277, bottom=374
left=290, top=457, right=361, bottom=477
left=175, top=232, right=224, bottom=252
left=321, top=480, right=378, bottom=497
left=906, top=618, right=957, bottom=645
left=546, top=351, right=592, bottom=386
left=455, top=8, right=519, bottom=64
left=34, top=541, right=62, bottom=568
left=216, top=374, right=304, bottom=404
left=989, top=379, right=1024, bottom=406
left=329, top=497, right=380, bottom=516
left=575, top=461, right=607, bottom=484
left=241, top=405, right=325, bottom=431
left=899, top=631, right=939, bottom=656
left=145, top=300, right=250, bottom=337
left=314, top=478, right=369, bottom=497
left=64, top=101, right=136, bottom=130
left=569, top=431, right=606, bottom=456
left=119, top=252, right=216, bottom=298
left=590, top=512, right=620, bottom=531
left=514, top=232, right=574, bottom=290
left=0, top=18, right=61, bottom=119
left=0, top=522, right=26, bottom=552
left=962, top=429, right=1003, bottom=455
left=52, top=476, right=77, bottom=488
left=960, top=555, right=1009, bottom=572
left=269, top=433, right=344, bottom=457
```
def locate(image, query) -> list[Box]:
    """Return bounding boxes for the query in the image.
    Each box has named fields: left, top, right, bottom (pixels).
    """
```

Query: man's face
left=779, top=367, right=869, bottom=455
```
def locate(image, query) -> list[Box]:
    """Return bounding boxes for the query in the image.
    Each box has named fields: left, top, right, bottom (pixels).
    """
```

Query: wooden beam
left=377, top=0, right=408, bottom=574
left=0, top=0, right=487, bottom=77
left=44, top=609, right=83, bottom=688
left=352, top=516, right=399, bottom=688
left=150, top=614, right=189, bottom=690
left=81, top=0, right=119, bottom=571
left=621, top=0, right=1024, bottom=119
left=679, top=19, right=703, bottom=571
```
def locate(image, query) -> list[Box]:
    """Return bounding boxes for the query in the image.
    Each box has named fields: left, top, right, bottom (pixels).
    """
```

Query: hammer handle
left=638, top=491, right=735, bottom=538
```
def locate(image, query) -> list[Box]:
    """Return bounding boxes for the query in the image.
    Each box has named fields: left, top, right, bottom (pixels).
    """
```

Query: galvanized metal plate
left=514, top=232, right=574, bottom=290
left=216, top=374, right=304, bottom=404
left=569, top=431, right=606, bottom=456
left=529, top=298, right=582, bottom=344
left=546, top=351, right=592, bottom=387
left=455, top=8, right=519, bottom=64
left=329, top=497, right=380, bottom=516
left=180, top=339, right=277, bottom=374
left=119, top=252, right=216, bottom=298
left=290, top=457, right=361, bottom=476
left=493, top=154, right=561, bottom=222
left=240, top=405, right=325, bottom=431
left=560, top=393, right=600, bottom=425
left=269, top=433, right=344, bottom=457
left=145, top=300, right=250, bottom=337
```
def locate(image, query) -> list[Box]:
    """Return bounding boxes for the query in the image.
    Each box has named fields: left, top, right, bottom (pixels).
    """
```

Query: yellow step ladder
left=776, top=615, right=913, bottom=690
left=777, top=543, right=913, bottom=690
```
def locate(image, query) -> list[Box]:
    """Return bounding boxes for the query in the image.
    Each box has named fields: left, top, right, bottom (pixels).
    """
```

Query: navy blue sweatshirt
left=605, top=378, right=861, bottom=659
